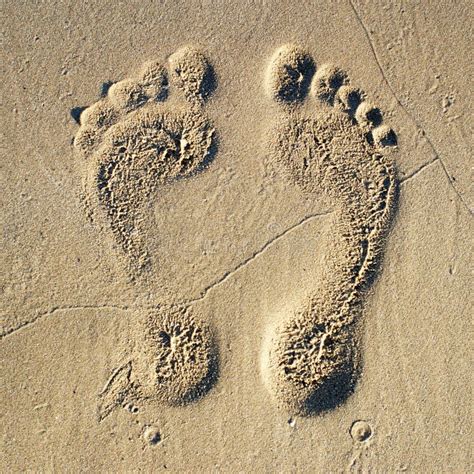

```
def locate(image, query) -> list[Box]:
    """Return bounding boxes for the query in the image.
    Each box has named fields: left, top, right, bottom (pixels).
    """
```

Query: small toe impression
left=267, top=45, right=315, bottom=103
left=80, top=100, right=118, bottom=128
left=137, top=60, right=169, bottom=101
left=335, top=86, right=364, bottom=116
left=168, top=47, right=216, bottom=102
left=372, top=124, right=397, bottom=147
left=74, top=101, right=118, bottom=154
left=355, top=102, right=383, bottom=130
left=74, top=125, right=99, bottom=154
left=108, top=78, right=148, bottom=111
left=312, top=64, right=348, bottom=104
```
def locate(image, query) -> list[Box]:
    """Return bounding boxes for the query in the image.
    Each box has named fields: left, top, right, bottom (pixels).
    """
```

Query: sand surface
left=1, top=1, right=472, bottom=471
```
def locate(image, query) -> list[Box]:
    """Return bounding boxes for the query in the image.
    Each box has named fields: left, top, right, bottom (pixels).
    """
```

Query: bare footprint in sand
left=73, top=47, right=219, bottom=420
left=261, top=45, right=398, bottom=415
left=74, top=47, right=217, bottom=278
left=98, top=305, right=218, bottom=421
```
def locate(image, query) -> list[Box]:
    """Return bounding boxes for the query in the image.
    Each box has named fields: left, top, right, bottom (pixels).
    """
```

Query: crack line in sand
left=1, top=304, right=132, bottom=339
left=1, top=152, right=440, bottom=342
left=399, top=157, right=440, bottom=183
left=1, top=212, right=332, bottom=339
left=182, top=210, right=333, bottom=305
left=348, top=0, right=472, bottom=215
left=1, top=150, right=441, bottom=342
left=2, top=154, right=444, bottom=341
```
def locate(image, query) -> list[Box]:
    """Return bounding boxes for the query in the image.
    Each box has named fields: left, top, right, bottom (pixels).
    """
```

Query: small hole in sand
left=350, top=420, right=372, bottom=442
left=124, top=402, right=139, bottom=414
left=144, top=426, right=162, bottom=446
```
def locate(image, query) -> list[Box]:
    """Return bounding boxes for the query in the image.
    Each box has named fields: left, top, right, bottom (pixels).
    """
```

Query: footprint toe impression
left=263, top=45, right=398, bottom=415
left=74, top=47, right=217, bottom=277
left=266, top=45, right=315, bottom=103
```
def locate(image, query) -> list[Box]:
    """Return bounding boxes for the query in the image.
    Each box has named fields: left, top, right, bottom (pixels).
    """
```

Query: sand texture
left=1, top=0, right=473, bottom=472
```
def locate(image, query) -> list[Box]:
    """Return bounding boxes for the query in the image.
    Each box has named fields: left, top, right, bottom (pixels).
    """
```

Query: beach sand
left=1, top=1, right=472, bottom=471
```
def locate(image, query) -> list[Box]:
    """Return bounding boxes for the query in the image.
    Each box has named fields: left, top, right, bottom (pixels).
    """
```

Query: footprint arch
left=263, top=45, right=398, bottom=415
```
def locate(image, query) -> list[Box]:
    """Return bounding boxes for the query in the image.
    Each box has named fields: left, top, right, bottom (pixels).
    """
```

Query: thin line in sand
left=1, top=156, right=441, bottom=340
left=349, top=0, right=472, bottom=215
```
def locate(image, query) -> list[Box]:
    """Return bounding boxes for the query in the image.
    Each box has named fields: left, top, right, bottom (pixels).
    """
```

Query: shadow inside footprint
left=70, top=106, right=87, bottom=124
left=199, top=62, right=217, bottom=101
left=100, top=81, right=114, bottom=97
left=303, top=366, right=358, bottom=416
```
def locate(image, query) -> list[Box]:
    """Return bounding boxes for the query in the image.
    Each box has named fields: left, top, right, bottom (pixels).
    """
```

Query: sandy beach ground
left=1, top=1, right=472, bottom=471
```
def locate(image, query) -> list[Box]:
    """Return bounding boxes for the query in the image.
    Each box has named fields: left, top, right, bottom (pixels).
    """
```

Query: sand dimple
left=350, top=420, right=373, bottom=442
left=143, top=425, right=162, bottom=446
left=74, top=47, right=217, bottom=278
left=263, top=45, right=398, bottom=415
